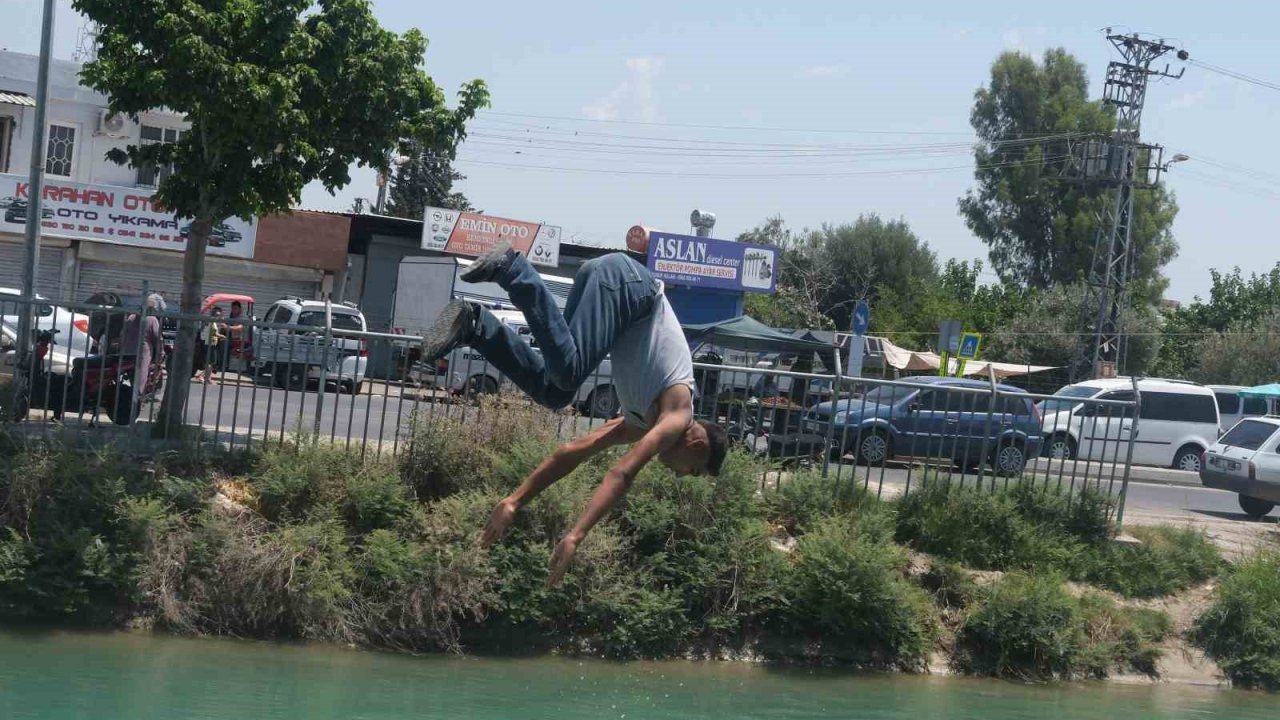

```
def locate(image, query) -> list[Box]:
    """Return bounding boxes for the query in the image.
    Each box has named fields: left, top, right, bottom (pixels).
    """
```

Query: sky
left=2, top=0, right=1277, bottom=303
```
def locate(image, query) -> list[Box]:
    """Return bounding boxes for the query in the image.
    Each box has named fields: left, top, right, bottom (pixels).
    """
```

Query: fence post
left=1114, top=375, right=1142, bottom=528
left=980, top=365, right=997, bottom=491
left=821, top=338, right=843, bottom=478
left=313, top=295, right=332, bottom=438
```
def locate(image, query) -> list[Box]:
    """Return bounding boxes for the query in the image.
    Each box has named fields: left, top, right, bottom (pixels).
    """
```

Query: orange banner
left=423, top=207, right=561, bottom=267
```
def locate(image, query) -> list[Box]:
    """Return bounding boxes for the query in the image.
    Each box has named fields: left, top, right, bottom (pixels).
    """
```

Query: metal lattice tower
left=73, top=21, right=98, bottom=63
left=1066, top=32, right=1184, bottom=379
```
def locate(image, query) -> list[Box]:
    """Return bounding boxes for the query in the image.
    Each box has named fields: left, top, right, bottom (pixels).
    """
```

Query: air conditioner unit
left=97, top=109, right=128, bottom=138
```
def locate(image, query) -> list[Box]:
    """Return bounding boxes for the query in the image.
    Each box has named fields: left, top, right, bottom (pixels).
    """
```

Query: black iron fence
left=0, top=292, right=1141, bottom=522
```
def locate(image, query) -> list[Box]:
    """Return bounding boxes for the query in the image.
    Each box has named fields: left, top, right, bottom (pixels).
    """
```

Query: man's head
left=230, top=301, right=243, bottom=317
left=658, top=420, right=729, bottom=477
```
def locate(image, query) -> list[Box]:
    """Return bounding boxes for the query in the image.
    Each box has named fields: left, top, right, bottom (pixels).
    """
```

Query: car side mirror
left=907, top=402, right=921, bottom=414
left=1077, top=406, right=1095, bottom=418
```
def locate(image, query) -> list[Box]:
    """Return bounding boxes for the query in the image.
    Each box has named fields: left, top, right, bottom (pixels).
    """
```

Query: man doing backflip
left=421, top=242, right=728, bottom=586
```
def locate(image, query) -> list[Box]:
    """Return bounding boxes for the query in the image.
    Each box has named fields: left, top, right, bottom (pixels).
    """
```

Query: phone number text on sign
left=653, top=259, right=739, bottom=279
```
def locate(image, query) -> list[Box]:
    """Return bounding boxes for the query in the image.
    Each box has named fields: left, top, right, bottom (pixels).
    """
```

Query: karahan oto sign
left=0, top=173, right=256, bottom=258
left=645, top=231, right=777, bottom=294
left=422, top=206, right=562, bottom=268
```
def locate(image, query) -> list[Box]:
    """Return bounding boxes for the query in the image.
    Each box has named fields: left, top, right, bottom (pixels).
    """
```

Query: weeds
left=1193, top=552, right=1280, bottom=691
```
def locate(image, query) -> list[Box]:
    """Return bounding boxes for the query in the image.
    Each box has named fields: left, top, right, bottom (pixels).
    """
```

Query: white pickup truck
left=253, top=297, right=369, bottom=394
left=419, top=309, right=619, bottom=418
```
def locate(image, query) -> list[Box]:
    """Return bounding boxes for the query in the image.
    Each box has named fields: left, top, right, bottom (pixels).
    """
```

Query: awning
left=875, top=335, right=1056, bottom=379
left=1239, top=384, right=1280, bottom=399
left=0, top=91, right=35, bottom=107
left=683, top=315, right=832, bottom=354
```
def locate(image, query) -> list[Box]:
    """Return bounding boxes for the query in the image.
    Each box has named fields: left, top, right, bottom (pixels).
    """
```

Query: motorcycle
left=65, top=343, right=168, bottom=426
left=10, top=328, right=65, bottom=422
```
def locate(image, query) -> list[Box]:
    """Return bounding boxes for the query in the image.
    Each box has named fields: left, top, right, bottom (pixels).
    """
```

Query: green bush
left=1193, top=553, right=1280, bottom=691
left=762, top=470, right=884, bottom=536
left=919, top=560, right=979, bottom=610
left=0, top=448, right=166, bottom=621
left=776, top=515, right=937, bottom=668
left=957, top=573, right=1169, bottom=680
left=1077, top=525, right=1222, bottom=598
left=894, top=479, right=1119, bottom=574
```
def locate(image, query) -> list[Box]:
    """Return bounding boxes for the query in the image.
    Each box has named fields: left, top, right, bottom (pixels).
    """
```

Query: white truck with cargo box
left=393, top=256, right=619, bottom=417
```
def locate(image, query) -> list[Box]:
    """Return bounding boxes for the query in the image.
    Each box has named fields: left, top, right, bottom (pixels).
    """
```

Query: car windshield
left=1219, top=420, right=1278, bottom=452
left=1037, top=385, right=1099, bottom=414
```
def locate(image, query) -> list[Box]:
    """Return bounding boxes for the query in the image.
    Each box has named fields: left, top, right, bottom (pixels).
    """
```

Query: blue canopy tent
left=1238, top=384, right=1280, bottom=399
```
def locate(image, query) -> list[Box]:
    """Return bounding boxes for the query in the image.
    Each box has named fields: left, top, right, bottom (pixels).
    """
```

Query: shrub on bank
left=956, top=572, right=1171, bottom=680
left=775, top=514, right=937, bottom=668
left=1077, top=525, right=1222, bottom=599
left=1193, top=553, right=1280, bottom=691
left=761, top=470, right=883, bottom=536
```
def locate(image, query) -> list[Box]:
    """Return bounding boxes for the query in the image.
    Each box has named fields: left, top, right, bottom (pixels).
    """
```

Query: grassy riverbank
left=0, top=398, right=1274, bottom=687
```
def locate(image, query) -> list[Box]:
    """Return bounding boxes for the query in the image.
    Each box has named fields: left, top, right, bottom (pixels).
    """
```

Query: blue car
left=803, top=376, right=1044, bottom=475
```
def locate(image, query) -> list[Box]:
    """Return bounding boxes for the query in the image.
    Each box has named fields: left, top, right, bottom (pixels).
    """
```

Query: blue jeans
left=470, top=253, right=658, bottom=409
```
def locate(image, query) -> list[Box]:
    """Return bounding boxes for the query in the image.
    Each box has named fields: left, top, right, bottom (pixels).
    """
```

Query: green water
left=0, top=630, right=1274, bottom=719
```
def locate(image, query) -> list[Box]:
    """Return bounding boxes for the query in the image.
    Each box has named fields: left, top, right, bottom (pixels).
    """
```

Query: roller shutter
left=0, top=239, right=67, bottom=300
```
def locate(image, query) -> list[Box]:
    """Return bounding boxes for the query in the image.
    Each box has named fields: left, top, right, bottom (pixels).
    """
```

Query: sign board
left=422, top=207, right=561, bottom=268
left=0, top=173, right=256, bottom=258
left=644, top=231, right=777, bottom=294
left=957, top=332, right=982, bottom=360
left=626, top=224, right=652, bottom=254
left=846, top=301, right=870, bottom=378
left=937, top=319, right=963, bottom=355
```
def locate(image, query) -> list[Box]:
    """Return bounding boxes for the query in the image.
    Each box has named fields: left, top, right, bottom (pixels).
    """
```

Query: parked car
left=4, top=200, right=55, bottom=224
left=179, top=222, right=242, bottom=247
left=252, top=297, right=368, bottom=394
left=0, top=288, right=93, bottom=377
left=1208, top=384, right=1274, bottom=431
left=422, top=309, right=619, bottom=418
left=1199, top=416, right=1280, bottom=519
left=1037, top=378, right=1220, bottom=471
left=803, top=376, right=1044, bottom=476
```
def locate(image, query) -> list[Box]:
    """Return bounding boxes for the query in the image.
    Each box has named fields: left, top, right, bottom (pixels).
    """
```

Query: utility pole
left=16, top=0, right=55, bottom=360
left=1065, top=32, right=1186, bottom=380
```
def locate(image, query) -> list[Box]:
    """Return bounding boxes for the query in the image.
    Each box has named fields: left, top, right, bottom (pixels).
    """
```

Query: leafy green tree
left=959, top=49, right=1178, bottom=303
left=74, top=0, right=489, bottom=432
left=1190, top=314, right=1280, bottom=386
left=384, top=138, right=475, bottom=219
left=1152, top=264, right=1280, bottom=379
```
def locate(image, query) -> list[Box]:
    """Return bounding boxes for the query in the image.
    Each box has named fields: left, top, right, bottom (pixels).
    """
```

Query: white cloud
left=582, top=57, right=665, bottom=122
left=799, top=64, right=845, bottom=79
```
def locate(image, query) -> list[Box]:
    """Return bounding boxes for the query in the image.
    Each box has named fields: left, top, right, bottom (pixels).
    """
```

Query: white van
left=1208, top=385, right=1275, bottom=432
left=1038, top=378, right=1220, bottom=471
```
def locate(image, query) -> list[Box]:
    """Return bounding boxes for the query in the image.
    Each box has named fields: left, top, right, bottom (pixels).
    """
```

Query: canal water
left=0, top=629, right=1273, bottom=719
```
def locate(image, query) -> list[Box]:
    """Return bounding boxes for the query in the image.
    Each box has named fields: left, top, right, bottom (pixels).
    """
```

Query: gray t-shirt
left=612, top=286, right=695, bottom=428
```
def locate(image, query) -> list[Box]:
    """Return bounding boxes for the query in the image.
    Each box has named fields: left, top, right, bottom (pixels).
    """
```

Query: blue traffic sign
left=852, top=301, right=870, bottom=336
left=957, top=332, right=982, bottom=360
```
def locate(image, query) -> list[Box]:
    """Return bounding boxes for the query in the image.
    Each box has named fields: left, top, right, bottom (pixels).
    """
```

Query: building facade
left=0, top=50, right=346, bottom=303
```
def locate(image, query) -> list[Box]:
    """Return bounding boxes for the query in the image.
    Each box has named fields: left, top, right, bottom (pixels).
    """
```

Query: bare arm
left=547, top=387, right=693, bottom=585
left=479, top=416, right=644, bottom=547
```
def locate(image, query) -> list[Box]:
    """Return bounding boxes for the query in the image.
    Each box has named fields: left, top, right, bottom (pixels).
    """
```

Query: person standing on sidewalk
left=421, top=242, right=728, bottom=586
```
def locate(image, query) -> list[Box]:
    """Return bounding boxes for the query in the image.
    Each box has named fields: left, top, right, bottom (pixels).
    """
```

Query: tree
left=75, top=0, right=489, bottom=434
left=1191, top=314, right=1280, bottom=386
left=384, top=138, right=475, bottom=219
left=1151, top=264, right=1280, bottom=379
left=959, top=49, right=1179, bottom=304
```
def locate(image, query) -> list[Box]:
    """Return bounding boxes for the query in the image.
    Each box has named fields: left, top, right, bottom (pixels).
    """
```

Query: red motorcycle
left=66, top=342, right=169, bottom=426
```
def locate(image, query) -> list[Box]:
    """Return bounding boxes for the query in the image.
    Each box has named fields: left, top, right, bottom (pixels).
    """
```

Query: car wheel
left=1173, top=445, right=1203, bottom=472
left=1045, top=434, right=1076, bottom=460
left=856, top=430, right=891, bottom=466
left=465, top=374, right=498, bottom=398
left=345, top=380, right=364, bottom=395
left=992, top=441, right=1027, bottom=477
left=1238, top=495, right=1276, bottom=519
left=586, top=385, right=620, bottom=419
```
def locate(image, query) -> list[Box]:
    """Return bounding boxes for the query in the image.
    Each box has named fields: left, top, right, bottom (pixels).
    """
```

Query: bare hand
left=546, top=535, right=580, bottom=588
left=479, top=498, right=518, bottom=548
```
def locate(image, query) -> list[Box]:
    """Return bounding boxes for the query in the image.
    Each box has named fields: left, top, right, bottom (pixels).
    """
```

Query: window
left=298, top=311, right=364, bottom=332
left=263, top=305, right=290, bottom=325
left=1220, top=420, right=1278, bottom=452
left=135, top=125, right=182, bottom=187
left=1000, top=396, right=1033, bottom=416
left=45, top=123, right=76, bottom=177
left=1083, top=391, right=1136, bottom=419
left=1140, top=391, right=1219, bottom=424
left=0, top=116, right=12, bottom=173
left=1037, top=384, right=1099, bottom=415
left=1215, top=392, right=1241, bottom=416
left=1244, top=397, right=1269, bottom=416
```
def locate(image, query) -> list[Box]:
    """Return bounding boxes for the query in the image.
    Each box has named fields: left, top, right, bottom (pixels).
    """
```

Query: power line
left=458, top=153, right=1073, bottom=180
left=478, top=110, right=977, bottom=136
left=1188, top=58, right=1280, bottom=93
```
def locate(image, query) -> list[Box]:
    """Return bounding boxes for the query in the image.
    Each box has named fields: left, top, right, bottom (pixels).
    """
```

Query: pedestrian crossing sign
left=957, top=332, right=982, bottom=360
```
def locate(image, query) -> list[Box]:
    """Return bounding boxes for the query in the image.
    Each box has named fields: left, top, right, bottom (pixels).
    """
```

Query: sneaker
left=460, top=241, right=515, bottom=284
left=421, top=300, right=476, bottom=363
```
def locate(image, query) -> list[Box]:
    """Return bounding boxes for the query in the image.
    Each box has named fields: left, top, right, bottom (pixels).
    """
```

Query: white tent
left=873, top=336, right=1055, bottom=379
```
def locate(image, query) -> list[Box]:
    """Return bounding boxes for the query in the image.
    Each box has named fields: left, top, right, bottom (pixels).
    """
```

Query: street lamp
left=1162, top=153, right=1190, bottom=171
